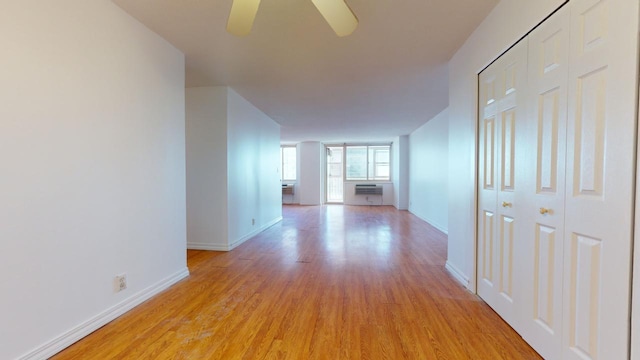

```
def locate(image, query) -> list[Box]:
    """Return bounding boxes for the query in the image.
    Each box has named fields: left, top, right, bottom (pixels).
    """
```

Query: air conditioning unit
left=354, top=184, right=383, bottom=195
left=282, top=183, right=294, bottom=195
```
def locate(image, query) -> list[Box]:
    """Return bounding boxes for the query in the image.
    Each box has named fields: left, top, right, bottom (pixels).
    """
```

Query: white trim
left=408, top=209, right=449, bottom=235
left=445, top=261, right=470, bottom=288
left=187, top=242, right=229, bottom=251
left=18, top=268, right=190, bottom=360
left=429, top=221, right=448, bottom=235
left=188, top=216, right=283, bottom=252
left=630, top=66, right=640, bottom=360
left=229, top=216, right=282, bottom=250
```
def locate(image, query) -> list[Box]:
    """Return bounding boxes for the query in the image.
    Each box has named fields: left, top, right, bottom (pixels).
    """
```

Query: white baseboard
left=445, top=261, right=470, bottom=288
left=408, top=209, right=448, bottom=235
left=18, top=268, right=190, bottom=360
left=187, top=242, right=229, bottom=251
left=188, top=217, right=283, bottom=252
left=229, top=216, right=282, bottom=250
left=430, top=222, right=448, bottom=235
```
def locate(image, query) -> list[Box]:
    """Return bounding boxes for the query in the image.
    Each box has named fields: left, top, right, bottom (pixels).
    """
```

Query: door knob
left=502, top=201, right=512, bottom=208
left=539, top=207, right=551, bottom=215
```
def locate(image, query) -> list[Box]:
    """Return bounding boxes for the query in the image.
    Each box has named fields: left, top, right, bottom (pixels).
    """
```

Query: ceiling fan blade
left=227, top=0, right=261, bottom=36
left=311, top=0, right=358, bottom=37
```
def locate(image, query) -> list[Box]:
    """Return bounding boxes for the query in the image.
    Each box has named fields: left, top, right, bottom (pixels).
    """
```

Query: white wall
left=409, top=109, right=449, bottom=234
left=298, top=142, right=323, bottom=205
left=392, top=136, right=410, bottom=210
left=0, top=1, right=187, bottom=359
left=447, top=0, right=566, bottom=288
left=186, top=87, right=229, bottom=250
left=186, top=87, right=282, bottom=251
left=227, top=88, right=282, bottom=249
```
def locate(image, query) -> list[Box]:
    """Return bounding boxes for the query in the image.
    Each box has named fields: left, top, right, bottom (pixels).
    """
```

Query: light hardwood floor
left=54, top=205, right=541, bottom=359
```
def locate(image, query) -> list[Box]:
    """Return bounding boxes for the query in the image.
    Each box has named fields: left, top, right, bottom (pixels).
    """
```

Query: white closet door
left=478, top=64, right=500, bottom=312
left=478, top=56, right=500, bottom=316
left=564, top=0, right=639, bottom=359
left=478, top=40, right=527, bottom=327
left=519, top=7, right=570, bottom=360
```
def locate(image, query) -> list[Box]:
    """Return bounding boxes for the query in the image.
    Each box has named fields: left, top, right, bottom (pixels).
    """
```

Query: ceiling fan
left=227, top=0, right=358, bottom=37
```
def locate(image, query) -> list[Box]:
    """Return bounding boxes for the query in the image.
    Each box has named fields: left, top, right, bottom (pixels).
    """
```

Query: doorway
left=326, top=146, right=343, bottom=203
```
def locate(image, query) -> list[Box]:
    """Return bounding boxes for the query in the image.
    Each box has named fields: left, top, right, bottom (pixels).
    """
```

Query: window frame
left=280, top=145, right=297, bottom=182
left=368, top=145, right=391, bottom=181
left=344, top=144, right=392, bottom=182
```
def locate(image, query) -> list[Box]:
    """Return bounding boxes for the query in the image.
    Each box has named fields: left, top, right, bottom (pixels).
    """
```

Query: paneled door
left=477, top=40, right=527, bottom=327
left=478, top=0, right=638, bottom=357
left=563, top=0, right=638, bottom=358
left=519, top=6, right=570, bottom=359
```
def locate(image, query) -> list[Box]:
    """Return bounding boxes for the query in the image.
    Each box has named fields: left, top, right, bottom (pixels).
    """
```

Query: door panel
left=481, top=210, right=495, bottom=284
left=564, top=0, right=638, bottom=358
left=572, top=68, right=605, bottom=198
left=499, top=215, right=514, bottom=300
left=478, top=71, right=499, bottom=300
left=477, top=39, right=527, bottom=328
left=567, top=234, right=602, bottom=359
left=484, top=117, right=496, bottom=190
left=502, top=110, right=516, bottom=191
left=520, top=6, right=570, bottom=359
left=534, top=224, right=557, bottom=331
left=477, top=1, right=638, bottom=357
left=536, top=88, right=560, bottom=194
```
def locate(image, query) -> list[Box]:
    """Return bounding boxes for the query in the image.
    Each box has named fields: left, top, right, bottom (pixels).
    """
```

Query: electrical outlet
left=252, top=218, right=255, bottom=226
left=115, top=274, right=127, bottom=292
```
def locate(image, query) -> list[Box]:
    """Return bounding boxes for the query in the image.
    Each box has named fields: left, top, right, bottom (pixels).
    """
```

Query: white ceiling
left=113, top=0, right=498, bottom=143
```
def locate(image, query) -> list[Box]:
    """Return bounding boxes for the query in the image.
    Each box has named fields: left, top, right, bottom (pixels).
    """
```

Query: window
left=281, top=146, right=297, bottom=181
left=345, top=145, right=390, bottom=181
left=346, top=146, right=367, bottom=180
left=368, top=146, right=390, bottom=180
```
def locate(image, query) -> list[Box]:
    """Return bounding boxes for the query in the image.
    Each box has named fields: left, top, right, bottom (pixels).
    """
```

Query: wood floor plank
left=53, top=205, right=541, bottom=359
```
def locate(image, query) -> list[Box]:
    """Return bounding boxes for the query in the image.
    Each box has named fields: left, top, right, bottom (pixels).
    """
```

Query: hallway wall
left=0, top=1, right=187, bottom=358
left=409, top=109, right=448, bottom=233
left=446, top=0, right=567, bottom=287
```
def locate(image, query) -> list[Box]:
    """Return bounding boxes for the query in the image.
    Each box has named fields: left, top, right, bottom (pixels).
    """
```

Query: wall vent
left=355, top=184, right=383, bottom=195
left=282, top=184, right=294, bottom=195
